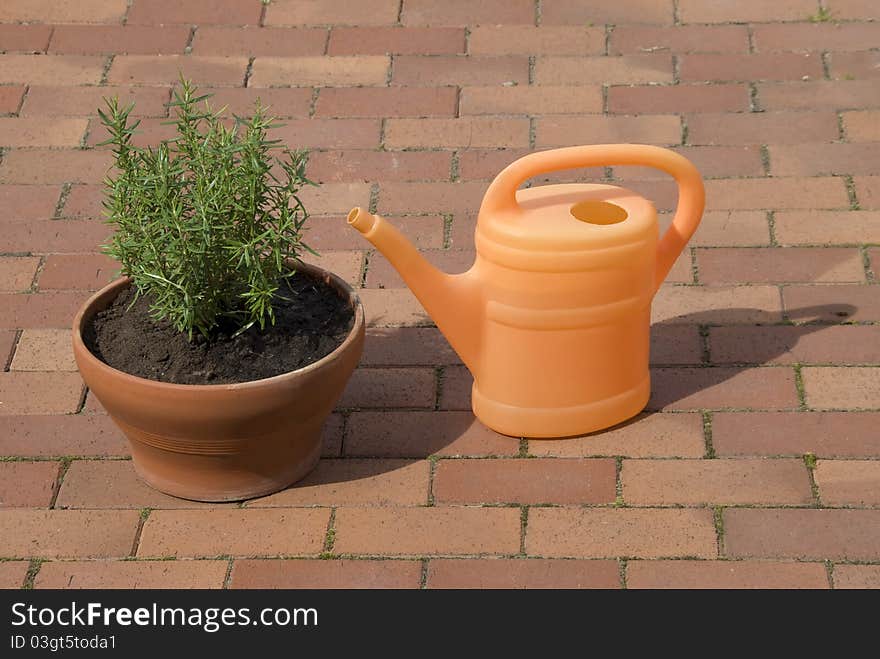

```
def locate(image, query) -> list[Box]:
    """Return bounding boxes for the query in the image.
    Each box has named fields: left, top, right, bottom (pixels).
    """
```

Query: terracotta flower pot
left=72, top=262, right=365, bottom=502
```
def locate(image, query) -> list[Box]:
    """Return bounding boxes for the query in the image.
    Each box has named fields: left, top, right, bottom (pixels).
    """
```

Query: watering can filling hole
left=570, top=200, right=628, bottom=225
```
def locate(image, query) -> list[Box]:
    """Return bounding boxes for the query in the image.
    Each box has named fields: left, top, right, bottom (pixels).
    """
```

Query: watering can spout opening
left=347, top=207, right=376, bottom=235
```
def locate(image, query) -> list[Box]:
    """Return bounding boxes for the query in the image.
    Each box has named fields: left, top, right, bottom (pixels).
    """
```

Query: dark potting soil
left=83, top=270, right=355, bottom=385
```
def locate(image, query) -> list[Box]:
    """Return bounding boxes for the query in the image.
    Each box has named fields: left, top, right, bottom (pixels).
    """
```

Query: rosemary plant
left=99, top=79, right=314, bottom=339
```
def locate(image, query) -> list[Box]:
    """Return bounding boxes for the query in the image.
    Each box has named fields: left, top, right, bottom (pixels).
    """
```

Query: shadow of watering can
left=348, top=144, right=705, bottom=438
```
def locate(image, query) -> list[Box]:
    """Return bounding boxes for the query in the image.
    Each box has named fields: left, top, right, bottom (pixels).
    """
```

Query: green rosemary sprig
left=99, top=77, right=315, bottom=339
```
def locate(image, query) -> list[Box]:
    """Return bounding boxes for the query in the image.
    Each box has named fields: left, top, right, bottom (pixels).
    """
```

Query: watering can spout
left=347, top=208, right=482, bottom=372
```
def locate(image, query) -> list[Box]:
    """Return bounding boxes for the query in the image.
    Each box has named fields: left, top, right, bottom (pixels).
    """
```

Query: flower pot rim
left=72, top=260, right=366, bottom=393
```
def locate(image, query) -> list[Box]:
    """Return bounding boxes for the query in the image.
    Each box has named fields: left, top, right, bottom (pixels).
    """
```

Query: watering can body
left=349, top=144, right=704, bottom=438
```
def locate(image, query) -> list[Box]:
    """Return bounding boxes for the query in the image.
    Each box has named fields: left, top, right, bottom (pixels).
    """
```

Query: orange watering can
left=348, top=144, right=704, bottom=437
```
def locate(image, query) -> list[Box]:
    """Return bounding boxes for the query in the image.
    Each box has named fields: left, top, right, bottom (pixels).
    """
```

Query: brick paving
left=1, top=1, right=879, bottom=589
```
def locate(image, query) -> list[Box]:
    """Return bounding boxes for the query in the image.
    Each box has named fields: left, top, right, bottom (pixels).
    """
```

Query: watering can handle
left=481, top=144, right=705, bottom=289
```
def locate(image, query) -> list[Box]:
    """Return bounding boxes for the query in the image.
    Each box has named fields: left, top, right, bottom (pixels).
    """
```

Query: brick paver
left=0, top=510, right=140, bottom=558
left=34, top=560, right=229, bottom=589
left=626, top=560, right=829, bottom=589
left=138, top=509, right=330, bottom=558
left=1, top=0, right=878, bottom=589
left=0, top=461, right=59, bottom=507
left=527, top=508, right=718, bottom=559
left=621, top=458, right=813, bottom=505
left=832, top=565, right=880, bottom=589
left=725, top=509, right=880, bottom=561
left=0, top=561, right=30, bottom=588
left=426, top=559, right=620, bottom=589
left=55, top=460, right=228, bottom=509
left=814, top=460, right=880, bottom=506
left=433, top=458, right=617, bottom=505
left=230, top=559, right=422, bottom=589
